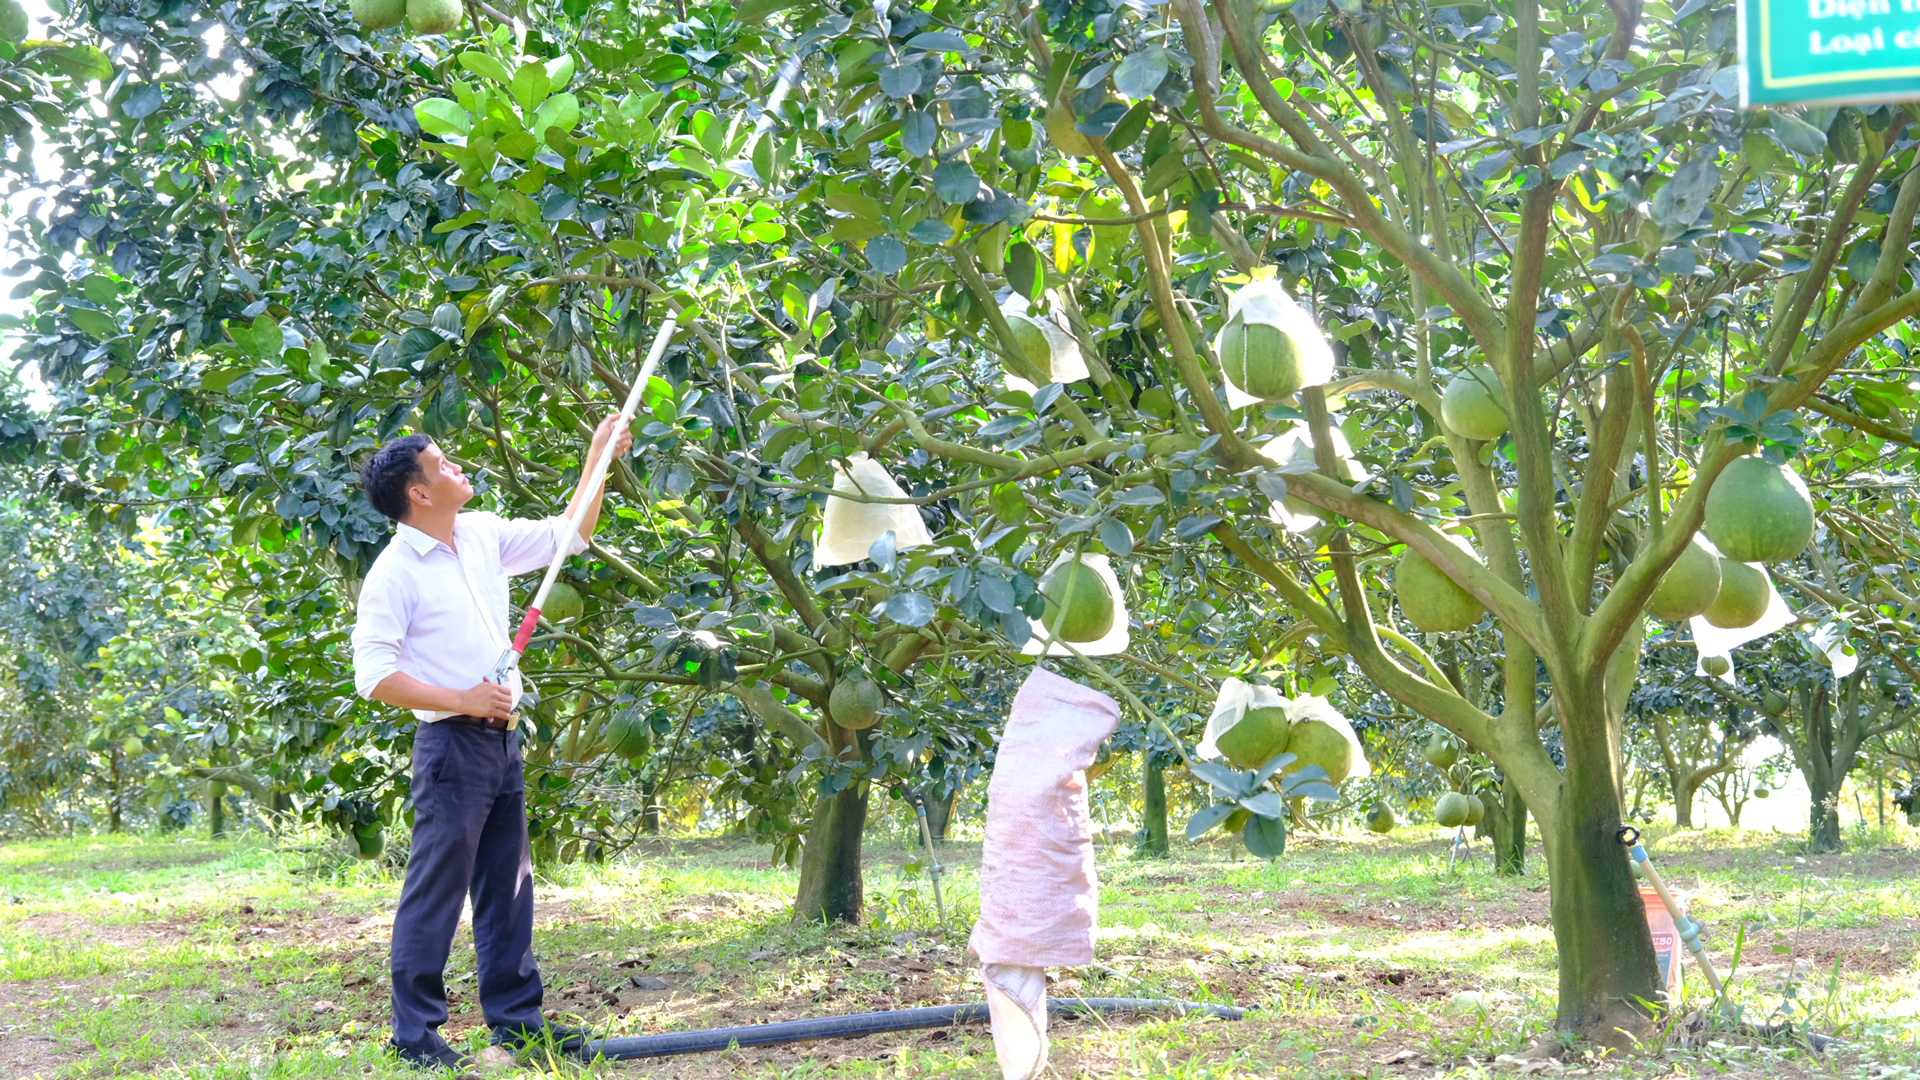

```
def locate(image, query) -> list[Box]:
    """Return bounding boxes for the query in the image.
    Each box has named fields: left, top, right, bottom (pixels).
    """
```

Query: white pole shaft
left=507, top=311, right=679, bottom=655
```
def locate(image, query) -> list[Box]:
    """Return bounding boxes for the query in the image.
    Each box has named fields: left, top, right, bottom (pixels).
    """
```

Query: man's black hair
left=360, top=434, right=433, bottom=523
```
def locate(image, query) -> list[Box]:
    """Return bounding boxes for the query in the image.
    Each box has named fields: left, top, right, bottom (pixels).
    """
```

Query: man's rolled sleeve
left=352, top=570, right=410, bottom=700
left=498, top=513, right=589, bottom=575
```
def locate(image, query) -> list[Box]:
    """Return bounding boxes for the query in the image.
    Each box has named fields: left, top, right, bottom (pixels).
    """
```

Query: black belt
left=444, top=713, right=519, bottom=731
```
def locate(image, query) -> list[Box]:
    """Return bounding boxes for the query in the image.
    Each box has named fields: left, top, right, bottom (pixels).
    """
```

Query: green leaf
left=67, top=307, right=117, bottom=339
left=531, top=92, right=580, bottom=141
left=1242, top=813, right=1286, bottom=859
left=25, top=42, right=112, bottom=82
left=511, top=63, right=552, bottom=113
left=249, top=314, right=284, bottom=359
left=413, top=98, right=472, bottom=137
left=1184, top=803, right=1235, bottom=841
left=458, top=50, right=513, bottom=85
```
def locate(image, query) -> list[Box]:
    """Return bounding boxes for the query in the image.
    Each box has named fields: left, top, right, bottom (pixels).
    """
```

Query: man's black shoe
left=387, top=1039, right=478, bottom=1074
left=491, top=1020, right=596, bottom=1059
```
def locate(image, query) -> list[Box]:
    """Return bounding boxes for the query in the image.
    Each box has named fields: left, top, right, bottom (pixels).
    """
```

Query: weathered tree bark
left=1483, top=781, right=1528, bottom=876
left=1542, top=683, right=1661, bottom=1044
left=790, top=720, right=869, bottom=925
left=1139, top=755, right=1169, bottom=857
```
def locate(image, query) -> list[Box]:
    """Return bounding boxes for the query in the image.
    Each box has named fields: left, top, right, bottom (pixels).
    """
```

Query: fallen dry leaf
left=1374, top=1049, right=1419, bottom=1065
left=309, top=999, right=335, bottom=1015
left=691, top=961, right=714, bottom=977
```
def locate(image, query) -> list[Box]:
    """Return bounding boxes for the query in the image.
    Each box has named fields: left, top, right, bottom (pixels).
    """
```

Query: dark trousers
left=390, top=719, right=545, bottom=1050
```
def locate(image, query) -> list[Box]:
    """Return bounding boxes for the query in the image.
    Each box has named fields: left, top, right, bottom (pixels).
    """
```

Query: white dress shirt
left=352, top=511, right=588, bottom=721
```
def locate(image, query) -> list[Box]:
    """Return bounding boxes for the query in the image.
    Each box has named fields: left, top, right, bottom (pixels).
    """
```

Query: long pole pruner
left=485, top=313, right=681, bottom=699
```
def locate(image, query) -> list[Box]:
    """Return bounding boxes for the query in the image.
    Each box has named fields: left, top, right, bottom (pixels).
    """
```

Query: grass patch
left=0, top=826, right=1913, bottom=1077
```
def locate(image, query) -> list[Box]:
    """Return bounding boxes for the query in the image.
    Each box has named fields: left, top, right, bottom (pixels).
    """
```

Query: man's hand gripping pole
left=485, top=313, right=682, bottom=692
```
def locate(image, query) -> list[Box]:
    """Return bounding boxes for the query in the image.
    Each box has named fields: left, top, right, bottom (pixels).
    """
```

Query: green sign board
left=1742, top=0, right=1920, bottom=105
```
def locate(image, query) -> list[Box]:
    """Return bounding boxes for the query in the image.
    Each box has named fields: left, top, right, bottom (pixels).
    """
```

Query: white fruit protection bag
left=969, top=668, right=1120, bottom=1080
left=814, top=453, right=933, bottom=567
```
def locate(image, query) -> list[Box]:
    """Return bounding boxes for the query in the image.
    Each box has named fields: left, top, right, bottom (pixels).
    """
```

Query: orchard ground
left=0, top=827, right=1915, bottom=1080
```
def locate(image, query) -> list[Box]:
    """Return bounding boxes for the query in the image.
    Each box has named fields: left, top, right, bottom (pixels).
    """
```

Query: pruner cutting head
left=487, top=645, right=521, bottom=688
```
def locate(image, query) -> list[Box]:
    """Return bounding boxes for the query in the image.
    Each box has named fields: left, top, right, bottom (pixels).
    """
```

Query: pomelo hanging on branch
left=1213, top=277, right=1335, bottom=408
left=1394, top=533, right=1487, bottom=633
left=1439, top=365, right=1509, bottom=441
left=1023, top=552, right=1130, bottom=656
left=1200, top=678, right=1291, bottom=769
left=1421, top=732, right=1460, bottom=768
left=815, top=453, right=933, bottom=567
left=350, top=0, right=407, bottom=30
left=1703, top=455, right=1814, bottom=563
left=1433, top=792, right=1472, bottom=828
left=1039, top=558, right=1114, bottom=642
left=1280, top=695, right=1369, bottom=784
left=1463, top=791, right=1486, bottom=827
left=1646, top=534, right=1722, bottom=622
left=1704, top=558, right=1770, bottom=629
left=828, top=676, right=884, bottom=730
left=542, top=581, right=584, bottom=624
left=1366, top=803, right=1396, bottom=833
left=603, top=711, right=652, bottom=759
left=406, top=0, right=462, bottom=34
left=999, top=294, right=1089, bottom=392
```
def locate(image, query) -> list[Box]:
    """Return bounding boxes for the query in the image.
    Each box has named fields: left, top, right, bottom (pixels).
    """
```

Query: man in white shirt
left=352, top=419, right=629, bottom=1072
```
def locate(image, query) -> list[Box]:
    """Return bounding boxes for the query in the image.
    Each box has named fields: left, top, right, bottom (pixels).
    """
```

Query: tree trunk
left=1672, top=776, right=1694, bottom=828
left=209, top=780, right=228, bottom=838
left=1486, top=782, right=1528, bottom=876
left=790, top=723, right=870, bottom=925
left=1544, top=687, right=1662, bottom=1043
left=107, top=751, right=123, bottom=834
left=1808, top=780, right=1843, bottom=853
left=1139, top=755, right=1169, bottom=857
left=640, top=781, right=660, bottom=834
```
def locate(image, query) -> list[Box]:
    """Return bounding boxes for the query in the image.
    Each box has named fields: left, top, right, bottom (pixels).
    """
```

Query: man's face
left=405, top=442, right=473, bottom=517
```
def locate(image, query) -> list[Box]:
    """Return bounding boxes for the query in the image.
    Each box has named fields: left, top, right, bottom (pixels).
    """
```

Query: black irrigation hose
left=584, top=997, right=1249, bottom=1060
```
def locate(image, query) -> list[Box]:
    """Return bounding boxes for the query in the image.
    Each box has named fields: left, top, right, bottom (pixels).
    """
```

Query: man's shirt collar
left=394, top=521, right=447, bottom=556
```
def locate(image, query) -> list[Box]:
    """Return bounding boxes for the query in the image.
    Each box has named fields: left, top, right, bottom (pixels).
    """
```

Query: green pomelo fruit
left=1219, top=314, right=1305, bottom=401
left=605, top=712, right=651, bottom=759
left=829, top=677, right=883, bottom=730
left=1646, top=535, right=1723, bottom=621
left=349, top=0, right=407, bottom=30
left=1138, top=386, right=1175, bottom=421
left=1040, top=559, right=1116, bottom=642
left=1006, top=313, right=1053, bottom=376
left=1216, top=705, right=1292, bottom=770
left=1046, top=100, right=1098, bottom=157
left=406, top=0, right=462, bottom=34
left=1394, top=539, right=1486, bottom=633
left=1762, top=690, right=1788, bottom=715
left=1703, top=456, right=1815, bottom=564
left=1756, top=787, right=1774, bottom=800
left=1702, top=655, right=1731, bottom=676
left=1433, top=791, right=1472, bottom=828
left=542, top=581, right=584, bottom=623
left=1366, top=803, right=1396, bottom=833
left=1, top=0, right=31, bottom=42
left=1284, top=720, right=1353, bottom=784
left=351, top=825, right=385, bottom=861
left=1463, top=792, right=1486, bottom=827
left=1440, top=366, right=1509, bottom=441
left=532, top=831, right=560, bottom=865
left=1704, top=558, right=1769, bottom=629
left=1421, top=732, right=1460, bottom=768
